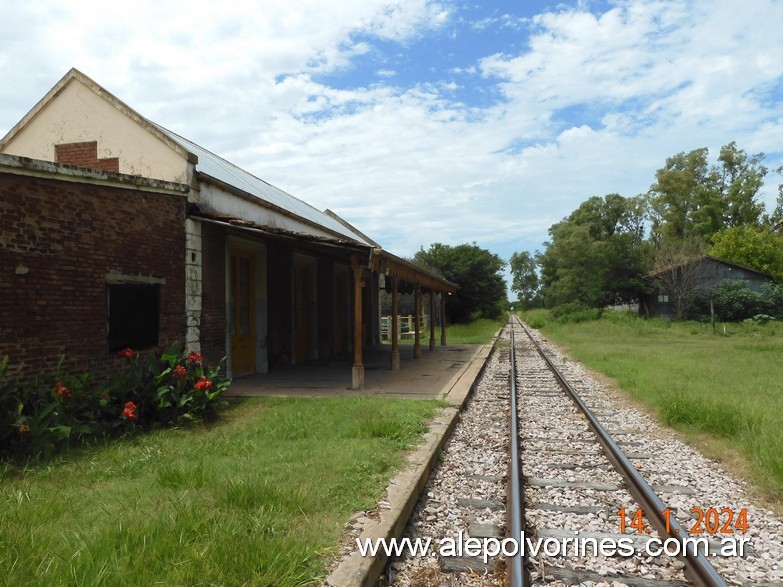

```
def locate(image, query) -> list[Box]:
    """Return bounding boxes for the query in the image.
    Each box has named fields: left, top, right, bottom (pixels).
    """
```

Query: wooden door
left=230, top=250, right=255, bottom=376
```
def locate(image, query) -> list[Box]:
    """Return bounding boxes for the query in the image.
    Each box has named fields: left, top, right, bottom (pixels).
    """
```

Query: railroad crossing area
left=227, top=343, right=489, bottom=400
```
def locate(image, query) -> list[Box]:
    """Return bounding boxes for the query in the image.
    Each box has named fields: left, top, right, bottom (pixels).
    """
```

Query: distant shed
left=641, top=256, right=773, bottom=318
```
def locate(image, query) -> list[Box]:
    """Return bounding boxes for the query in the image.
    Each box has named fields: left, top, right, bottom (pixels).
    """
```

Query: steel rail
left=507, top=323, right=527, bottom=587
left=512, top=315, right=728, bottom=587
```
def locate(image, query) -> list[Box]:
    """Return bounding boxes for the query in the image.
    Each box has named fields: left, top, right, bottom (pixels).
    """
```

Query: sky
left=2, top=0, right=782, bottom=270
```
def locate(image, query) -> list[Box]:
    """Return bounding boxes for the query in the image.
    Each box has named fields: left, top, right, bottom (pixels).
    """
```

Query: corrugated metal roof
left=154, top=125, right=374, bottom=247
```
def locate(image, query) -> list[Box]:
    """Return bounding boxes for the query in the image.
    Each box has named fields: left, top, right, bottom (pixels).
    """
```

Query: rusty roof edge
left=196, top=171, right=371, bottom=247
left=191, top=212, right=372, bottom=252
left=324, top=209, right=380, bottom=247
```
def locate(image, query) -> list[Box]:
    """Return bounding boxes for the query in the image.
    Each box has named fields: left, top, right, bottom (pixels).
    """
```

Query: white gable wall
left=1, top=80, right=190, bottom=185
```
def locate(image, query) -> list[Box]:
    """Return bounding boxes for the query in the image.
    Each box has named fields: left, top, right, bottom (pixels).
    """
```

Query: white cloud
left=1, top=0, right=782, bottom=264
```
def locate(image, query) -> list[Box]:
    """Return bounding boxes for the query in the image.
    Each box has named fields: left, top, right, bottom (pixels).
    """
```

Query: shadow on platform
left=227, top=343, right=484, bottom=399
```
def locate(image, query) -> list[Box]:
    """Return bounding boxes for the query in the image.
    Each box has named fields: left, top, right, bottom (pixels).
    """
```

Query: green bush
left=747, top=314, right=775, bottom=325
left=712, top=280, right=762, bottom=322
left=550, top=301, right=589, bottom=318
left=523, top=309, right=551, bottom=329
left=550, top=302, right=603, bottom=324
left=558, top=308, right=603, bottom=324
left=1, top=345, right=230, bottom=461
left=760, top=282, right=783, bottom=318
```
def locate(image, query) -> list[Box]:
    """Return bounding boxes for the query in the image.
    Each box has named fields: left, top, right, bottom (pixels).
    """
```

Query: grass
left=522, top=309, right=783, bottom=502
left=0, top=396, right=441, bottom=586
left=396, top=317, right=505, bottom=345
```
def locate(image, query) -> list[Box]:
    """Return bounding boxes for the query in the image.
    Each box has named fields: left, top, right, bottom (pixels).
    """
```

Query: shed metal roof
left=155, top=125, right=374, bottom=247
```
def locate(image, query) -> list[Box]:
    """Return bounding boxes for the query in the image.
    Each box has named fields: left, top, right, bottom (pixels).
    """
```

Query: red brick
left=54, top=141, right=120, bottom=173
left=0, top=172, right=186, bottom=382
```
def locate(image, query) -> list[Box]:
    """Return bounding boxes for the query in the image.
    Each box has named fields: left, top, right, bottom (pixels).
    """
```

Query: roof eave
left=196, top=171, right=369, bottom=247
left=372, top=250, right=458, bottom=293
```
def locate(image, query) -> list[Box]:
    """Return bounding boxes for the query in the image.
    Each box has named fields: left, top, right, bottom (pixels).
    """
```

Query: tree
left=538, top=194, right=652, bottom=308
left=710, top=226, right=783, bottom=281
left=648, top=143, right=768, bottom=243
left=765, top=165, right=783, bottom=226
left=650, top=237, right=707, bottom=320
left=509, top=251, right=539, bottom=309
left=648, top=148, right=717, bottom=241
left=717, top=142, right=766, bottom=229
left=414, top=243, right=506, bottom=323
left=379, top=291, right=415, bottom=316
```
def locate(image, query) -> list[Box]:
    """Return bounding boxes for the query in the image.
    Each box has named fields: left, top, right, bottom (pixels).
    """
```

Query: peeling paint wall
left=185, top=218, right=202, bottom=353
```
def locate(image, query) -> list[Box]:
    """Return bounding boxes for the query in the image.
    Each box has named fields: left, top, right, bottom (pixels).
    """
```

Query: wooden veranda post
left=391, top=276, right=400, bottom=370
left=429, top=290, right=436, bottom=351
left=351, top=258, right=364, bottom=389
left=440, top=293, right=447, bottom=346
left=414, top=285, right=422, bottom=359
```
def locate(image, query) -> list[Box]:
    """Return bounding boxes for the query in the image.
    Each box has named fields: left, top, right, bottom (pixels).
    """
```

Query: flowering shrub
left=122, top=401, right=138, bottom=420
left=0, top=345, right=230, bottom=461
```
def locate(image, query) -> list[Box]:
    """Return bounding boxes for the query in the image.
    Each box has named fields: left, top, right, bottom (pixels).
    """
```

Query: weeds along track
left=385, top=319, right=782, bottom=586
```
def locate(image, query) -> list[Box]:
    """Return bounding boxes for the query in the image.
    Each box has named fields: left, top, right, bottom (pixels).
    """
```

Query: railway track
left=508, top=315, right=727, bottom=586
left=386, top=318, right=782, bottom=586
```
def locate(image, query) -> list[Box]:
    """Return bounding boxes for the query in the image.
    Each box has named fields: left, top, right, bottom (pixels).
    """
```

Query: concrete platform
left=324, top=338, right=498, bottom=587
left=227, top=343, right=484, bottom=400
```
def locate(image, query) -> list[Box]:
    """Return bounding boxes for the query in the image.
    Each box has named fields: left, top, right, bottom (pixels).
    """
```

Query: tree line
left=386, top=142, right=781, bottom=325
left=510, top=141, right=783, bottom=320
left=381, top=243, right=508, bottom=324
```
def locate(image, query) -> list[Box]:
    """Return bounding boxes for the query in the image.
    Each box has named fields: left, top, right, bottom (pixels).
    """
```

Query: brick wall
left=0, top=171, right=186, bottom=381
left=55, top=141, right=120, bottom=173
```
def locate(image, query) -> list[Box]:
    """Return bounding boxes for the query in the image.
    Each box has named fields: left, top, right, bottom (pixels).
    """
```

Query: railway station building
left=0, top=68, right=456, bottom=388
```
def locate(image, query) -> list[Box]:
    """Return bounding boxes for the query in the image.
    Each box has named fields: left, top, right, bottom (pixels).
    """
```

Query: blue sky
left=2, top=0, right=782, bottom=273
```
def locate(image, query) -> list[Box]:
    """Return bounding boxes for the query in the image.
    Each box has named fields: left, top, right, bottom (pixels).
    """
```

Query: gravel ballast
left=379, top=322, right=782, bottom=586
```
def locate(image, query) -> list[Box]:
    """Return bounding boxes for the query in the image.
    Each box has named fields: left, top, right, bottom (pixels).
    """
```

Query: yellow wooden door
left=230, top=251, right=255, bottom=376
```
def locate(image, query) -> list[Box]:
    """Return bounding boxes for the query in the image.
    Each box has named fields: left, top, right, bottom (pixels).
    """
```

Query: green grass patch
left=398, top=317, right=505, bottom=345
left=0, top=396, right=441, bottom=586
left=522, top=309, right=783, bottom=500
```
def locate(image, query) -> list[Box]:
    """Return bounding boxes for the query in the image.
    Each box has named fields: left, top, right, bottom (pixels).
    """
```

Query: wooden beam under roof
left=370, top=249, right=457, bottom=294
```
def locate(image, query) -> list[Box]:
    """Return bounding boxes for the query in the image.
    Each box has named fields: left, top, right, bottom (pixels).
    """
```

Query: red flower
left=122, top=401, right=138, bottom=420
left=54, top=381, right=72, bottom=400
left=173, top=365, right=187, bottom=379
left=116, top=348, right=136, bottom=360
left=187, top=351, right=202, bottom=365
left=194, top=376, right=213, bottom=391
